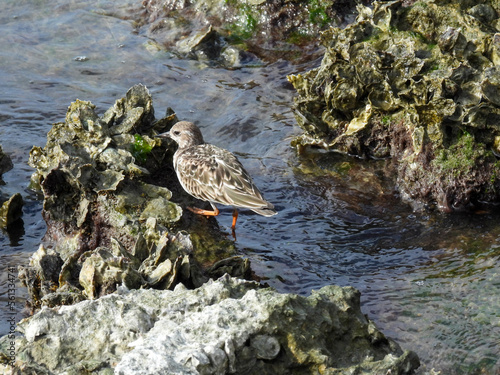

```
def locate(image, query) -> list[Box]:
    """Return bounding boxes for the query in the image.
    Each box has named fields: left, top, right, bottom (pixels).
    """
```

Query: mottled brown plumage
left=157, top=121, right=277, bottom=229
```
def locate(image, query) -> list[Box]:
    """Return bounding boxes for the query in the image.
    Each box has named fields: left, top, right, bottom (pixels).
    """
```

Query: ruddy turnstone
left=157, top=121, right=277, bottom=230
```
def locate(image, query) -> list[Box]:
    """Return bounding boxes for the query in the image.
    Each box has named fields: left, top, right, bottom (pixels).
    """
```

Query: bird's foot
left=187, top=206, right=220, bottom=217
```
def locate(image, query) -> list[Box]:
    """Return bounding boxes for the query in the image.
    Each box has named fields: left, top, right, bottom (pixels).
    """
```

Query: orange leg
left=187, top=206, right=220, bottom=217
left=231, top=209, right=239, bottom=230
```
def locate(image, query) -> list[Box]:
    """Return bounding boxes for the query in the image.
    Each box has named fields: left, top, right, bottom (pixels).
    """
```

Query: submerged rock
left=21, top=84, right=237, bottom=311
left=288, top=0, right=500, bottom=211
left=0, top=145, right=13, bottom=181
left=131, top=0, right=371, bottom=65
left=0, top=146, right=24, bottom=230
left=0, top=276, right=419, bottom=374
left=0, top=193, right=23, bottom=229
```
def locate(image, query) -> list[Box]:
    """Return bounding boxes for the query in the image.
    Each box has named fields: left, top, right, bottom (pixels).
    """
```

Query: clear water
left=0, top=1, right=499, bottom=374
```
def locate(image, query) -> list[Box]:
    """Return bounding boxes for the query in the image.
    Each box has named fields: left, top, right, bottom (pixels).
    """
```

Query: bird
left=156, top=121, right=277, bottom=231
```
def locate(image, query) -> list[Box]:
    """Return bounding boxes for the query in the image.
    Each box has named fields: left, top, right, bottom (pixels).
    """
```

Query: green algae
left=433, top=132, right=485, bottom=175
left=233, top=4, right=259, bottom=39
left=131, top=133, right=153, bottom=164
left=140, top=0, right=361, bottom=65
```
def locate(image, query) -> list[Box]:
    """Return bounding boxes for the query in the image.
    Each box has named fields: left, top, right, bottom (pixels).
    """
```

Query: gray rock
left=1, top=275, right=419, bottom=374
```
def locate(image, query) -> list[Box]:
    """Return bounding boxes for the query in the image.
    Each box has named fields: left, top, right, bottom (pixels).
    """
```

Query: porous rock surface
left=289, top=0, right=500, bottom=211
left=0, top=276, right=419, bottom=374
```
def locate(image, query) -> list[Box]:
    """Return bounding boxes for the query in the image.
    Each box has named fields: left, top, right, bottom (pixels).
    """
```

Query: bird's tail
left=251, top=204, right=278, bottom=217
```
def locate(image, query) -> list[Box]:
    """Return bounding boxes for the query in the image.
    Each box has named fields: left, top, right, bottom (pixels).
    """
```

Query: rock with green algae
left=133, top=0, right=370, bottom=65
left=20, top=84, right=240, bottom=312
left=288, top=0, right=500, bottom=211
left=0, top=275, right=420, bottom=375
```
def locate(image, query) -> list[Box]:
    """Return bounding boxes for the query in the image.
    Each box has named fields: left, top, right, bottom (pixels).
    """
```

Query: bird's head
left=156, top=121, right=205, bottom=149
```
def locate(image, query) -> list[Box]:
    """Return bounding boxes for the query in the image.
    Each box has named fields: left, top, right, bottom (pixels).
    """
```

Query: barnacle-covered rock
left=79, top=244, right=145, bottom=299
left=20, top=85, right=237, bottom=311
left=288, top=0, right=500, bottom=211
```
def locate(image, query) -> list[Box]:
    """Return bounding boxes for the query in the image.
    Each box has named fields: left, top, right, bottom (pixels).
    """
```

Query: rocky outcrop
left=288, top=0, right=500, bottom=211
left=7, top=85, right=420, bottom=375
left=20, top=84, right=242, bottom=311
left=0, top=276, right=419, bottom=374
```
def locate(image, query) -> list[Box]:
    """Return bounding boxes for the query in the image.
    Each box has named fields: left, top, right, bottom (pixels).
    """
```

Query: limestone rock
left=1, top=276, right=419, bottom=374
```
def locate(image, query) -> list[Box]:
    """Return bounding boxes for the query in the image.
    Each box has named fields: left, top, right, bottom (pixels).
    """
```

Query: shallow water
left=0, top=1, right=499, bottom=374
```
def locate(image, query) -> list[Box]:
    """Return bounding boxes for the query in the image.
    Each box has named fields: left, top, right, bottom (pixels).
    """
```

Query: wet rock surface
left=288, top=0, right=500, bottom=211
left=0, top=276, right=419, bottom=374
left=129, top=0, right=372, bottom=65
left=20, top=84, right=239, bottom=311
left=0, top=193, right=24, bottom=229
left=0, top=145, right=13, bottom=180
left=0, top=146, right=24, bottom=230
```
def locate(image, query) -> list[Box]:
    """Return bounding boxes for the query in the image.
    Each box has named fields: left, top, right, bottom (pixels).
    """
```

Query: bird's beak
left=155, top=131, right=170, bottom=139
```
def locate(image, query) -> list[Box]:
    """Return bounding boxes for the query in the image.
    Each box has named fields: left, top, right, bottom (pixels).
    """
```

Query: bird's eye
left=173, top=131, right=180, bottom=136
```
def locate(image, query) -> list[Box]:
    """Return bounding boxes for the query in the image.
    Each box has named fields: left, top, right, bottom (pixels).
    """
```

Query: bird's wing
left=176, top=145, right=272, bottom=209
